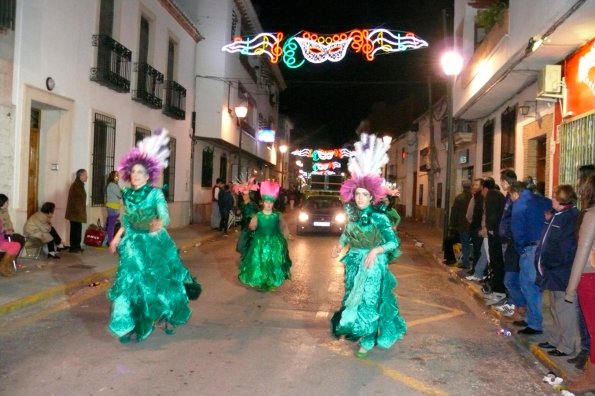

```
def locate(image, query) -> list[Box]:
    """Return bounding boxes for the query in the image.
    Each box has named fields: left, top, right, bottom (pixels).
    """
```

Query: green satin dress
left=235, top=200, right=260, bottom=256
left=107, top=185, right=195, bottom=342
left=331, top=204, right=407, bottom=351
left=238, top=211, right=291, bottom=290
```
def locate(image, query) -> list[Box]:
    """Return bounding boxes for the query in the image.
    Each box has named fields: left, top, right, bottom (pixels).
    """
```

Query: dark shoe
left=69, top=248, right=84, bottom=253
left=547, top=349, right=568, bottom=357
left=538, top=342, right=556, bottom=349
left=518, top=327, right=543, bottom=335
left=56, top=245, right=69, bottom=251
left=47, top=252, right=60, bottom=259
left=513, top=320, right=528, bottom=327
left=570, top=351, right=589, bottom=370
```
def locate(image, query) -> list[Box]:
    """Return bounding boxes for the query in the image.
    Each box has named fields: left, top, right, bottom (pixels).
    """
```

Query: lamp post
left=234, top=102, right=248, bottom=179
left=440, top=50, right=463, bottom=246
left=279, top=144, right=288, bottom=188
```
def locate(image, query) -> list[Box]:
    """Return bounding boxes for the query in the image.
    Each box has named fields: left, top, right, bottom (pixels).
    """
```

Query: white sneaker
left=494, top=303, right=515, bottom=316
left=465, top=275, right=483, bottom=281
left=484, top=292, right=507, bottom=306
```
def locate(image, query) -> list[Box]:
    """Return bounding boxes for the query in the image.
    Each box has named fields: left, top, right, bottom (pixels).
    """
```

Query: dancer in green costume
left=331, top=133, right=407, bottom=358
left=238, top=180, right=291, bottom=290
left=233, top=176, right=260, bottom=256
left=107, top=130, right=198, bottom=343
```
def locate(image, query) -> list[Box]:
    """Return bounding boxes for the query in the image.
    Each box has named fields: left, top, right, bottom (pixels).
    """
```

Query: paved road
left=0, top=224, right=552, bottom=395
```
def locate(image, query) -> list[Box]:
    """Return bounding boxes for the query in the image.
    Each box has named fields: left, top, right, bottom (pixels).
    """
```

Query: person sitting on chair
left=0, top=193, right=26, bottom=257
left=0, top=218, right=21, bottom=277
left=24, top=202, right=66, bottom=259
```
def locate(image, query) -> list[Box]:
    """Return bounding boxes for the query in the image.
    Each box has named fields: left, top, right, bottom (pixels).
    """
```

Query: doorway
left=27, top=108, right=40, bottom=218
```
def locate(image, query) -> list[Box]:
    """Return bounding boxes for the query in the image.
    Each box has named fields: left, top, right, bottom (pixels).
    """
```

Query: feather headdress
left=232, top=174, right=259, bottom=195
left=260, top=180, right=280, bottom=202
left=118, top=129, right=170, bottom=184
left=340, top=133, right=391, bottom=204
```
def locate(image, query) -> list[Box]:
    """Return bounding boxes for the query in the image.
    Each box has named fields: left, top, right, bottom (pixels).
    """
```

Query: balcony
left=163, top=80, right=186, bottom=120
left=90, top=34, right=132, bottom=93
left=132, top=62, right=164, bottom=109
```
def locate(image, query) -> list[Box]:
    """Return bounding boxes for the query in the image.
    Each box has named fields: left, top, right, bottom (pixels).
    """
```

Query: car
left=296, top=195, right=346, bottom=235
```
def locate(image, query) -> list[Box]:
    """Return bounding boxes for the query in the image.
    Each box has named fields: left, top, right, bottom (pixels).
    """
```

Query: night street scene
left=2, top=0, right=595, bottom=395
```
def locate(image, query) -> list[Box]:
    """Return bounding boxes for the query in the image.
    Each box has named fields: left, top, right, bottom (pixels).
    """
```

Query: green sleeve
left=154, top=188, right=171, bottom=227
left=373, top=212, right=401, bottom=261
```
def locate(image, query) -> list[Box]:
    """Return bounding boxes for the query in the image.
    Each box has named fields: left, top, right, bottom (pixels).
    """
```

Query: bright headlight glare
left=298, top=212, right=309, bottom=222
left=335, top=213, right=346, bottom=223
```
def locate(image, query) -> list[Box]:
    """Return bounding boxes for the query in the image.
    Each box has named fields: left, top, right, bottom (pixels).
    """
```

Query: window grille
left=559, top=114, right=595, bottom=198
left=0, top=0, right=16, bottom=30
left=201, top=147, right=214, bottom=187
left=91, top=113, right=116, bottom=206
left=500, top=107, right=516, bottom=169
left=482, top=119, right=494, bottom=173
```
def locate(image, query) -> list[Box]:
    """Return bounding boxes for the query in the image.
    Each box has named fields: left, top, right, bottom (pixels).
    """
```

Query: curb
left=409, top=231, right=568, bottom=379
left=0, top=231, right=220, bottom=318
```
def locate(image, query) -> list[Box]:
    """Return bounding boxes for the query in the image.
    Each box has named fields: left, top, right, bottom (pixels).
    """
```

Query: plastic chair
left=20, top=238, right=43, bottom=260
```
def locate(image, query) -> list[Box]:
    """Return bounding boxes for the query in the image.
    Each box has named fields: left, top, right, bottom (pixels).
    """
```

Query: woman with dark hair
left=232, top=177, right=260, bottom=256
left=330, top=134, right=406, bottom=358
left=105, top=170, right=121, bottom=245
left=566, top=174, right=595, bottom=393
left=23, top=202, right=65, bottom=259
left=107, top=130, right=199, bottom=343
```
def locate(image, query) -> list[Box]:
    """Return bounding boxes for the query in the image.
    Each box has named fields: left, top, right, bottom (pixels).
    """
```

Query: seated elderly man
left=24, top=202, right=66, bottom=259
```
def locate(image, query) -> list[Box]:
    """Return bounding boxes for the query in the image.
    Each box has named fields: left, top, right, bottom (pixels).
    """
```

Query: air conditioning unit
left=537, top=64, right=562, bottom=98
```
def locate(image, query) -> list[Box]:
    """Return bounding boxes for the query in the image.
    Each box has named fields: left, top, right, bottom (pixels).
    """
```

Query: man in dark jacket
left=218, top=184, right=234, bottom=235
left=443, top=180, right=472, bottom=267
left=65, top=169, right=87, bottom=253
left=466, top=178, right=484, bottom=275
left=482, top=177, right=506, bottom=305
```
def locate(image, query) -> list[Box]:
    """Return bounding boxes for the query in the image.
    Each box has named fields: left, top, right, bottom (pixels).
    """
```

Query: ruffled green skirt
left=331, top=248, right=406, bottom=350
left=238, top=233, right=291, bottom=290
left=107, top=228, right=193, bottom=341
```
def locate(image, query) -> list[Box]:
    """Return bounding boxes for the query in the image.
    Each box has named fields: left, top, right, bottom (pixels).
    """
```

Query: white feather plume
left=137, top=129, right=170, bottom=169
left=347, top=133, right=391, bottom=178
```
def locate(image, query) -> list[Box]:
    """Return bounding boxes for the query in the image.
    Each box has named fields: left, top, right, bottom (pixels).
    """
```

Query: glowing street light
left=235, top=102, right=248, bottom=179
left=441, top=50, right=463, bottom=246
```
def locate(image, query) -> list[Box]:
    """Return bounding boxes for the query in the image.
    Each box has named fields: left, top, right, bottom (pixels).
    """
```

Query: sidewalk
left=0, top=223, right=220, bottom=317
left=0, top=216, right=580, bottom=381
left=399, top=217, right=581, bottom=382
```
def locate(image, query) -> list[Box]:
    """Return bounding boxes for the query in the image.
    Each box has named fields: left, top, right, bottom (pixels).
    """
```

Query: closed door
left=27, top=109, right=41, bottom=218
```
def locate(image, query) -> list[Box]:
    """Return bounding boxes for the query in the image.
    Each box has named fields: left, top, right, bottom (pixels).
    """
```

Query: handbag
left=84, top=218, right=106, bottom=247
left=184, top=276, right=202, bottom=300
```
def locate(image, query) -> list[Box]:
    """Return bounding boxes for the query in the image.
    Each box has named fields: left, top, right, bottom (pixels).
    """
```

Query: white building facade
left=1, top=0, right=201, bottom=239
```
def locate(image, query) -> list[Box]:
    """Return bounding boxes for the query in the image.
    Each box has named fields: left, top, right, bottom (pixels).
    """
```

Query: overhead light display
left=222, top=28, right=428, bottom=68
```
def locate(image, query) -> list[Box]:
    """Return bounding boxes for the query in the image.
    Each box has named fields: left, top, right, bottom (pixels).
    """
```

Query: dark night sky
left=251, top=0, right=454, bottom=148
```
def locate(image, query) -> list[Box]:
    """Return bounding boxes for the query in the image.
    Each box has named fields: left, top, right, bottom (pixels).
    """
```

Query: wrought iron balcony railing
left=0, top=0, right=15, bottom=30
left=133, top=62, right=164, bottom=109
left=163, top=80, right=186, bottom=120
left=90, top=34, right=132, bottom=93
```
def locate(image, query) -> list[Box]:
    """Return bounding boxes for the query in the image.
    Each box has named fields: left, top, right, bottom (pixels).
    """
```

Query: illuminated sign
left=312, top=161, right=341, bottom=172
left=564, top=38, right=595, bottom=116
left=257, top=129, right=276, bottom=143
left=222, top=28, right=428, bottom=68
left=290, top=148, right=353, bottom=159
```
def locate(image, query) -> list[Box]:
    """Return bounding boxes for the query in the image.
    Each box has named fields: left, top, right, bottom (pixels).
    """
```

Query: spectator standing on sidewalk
left=566, top=174, right=595, bottom=394
left=105, top=171, right=121, bottom=245
left=482, top=178, right=506, bottom=305
left=443, top=180, right=472, bottom=267
left=210, top=178, right=223, bottom=230
left=511, top=180, right=552, bottom=335
left=569, top=164, right=595, bottom=370
left=496, top=170, right=526, bottom=319
left=465, top=178, right=484, bottom=278
left=65, top=169, right=87, bottom=253
left=218, top=184, right=234, bottom=235
left=535, top=185, right=579, bottom=358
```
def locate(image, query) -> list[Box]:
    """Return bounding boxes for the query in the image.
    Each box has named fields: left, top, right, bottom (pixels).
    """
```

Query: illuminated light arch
left=222, top=28, right=428, bottom=68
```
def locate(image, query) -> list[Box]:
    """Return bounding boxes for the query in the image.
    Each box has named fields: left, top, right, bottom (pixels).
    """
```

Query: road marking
left=399, top=296, right=466, bottom=328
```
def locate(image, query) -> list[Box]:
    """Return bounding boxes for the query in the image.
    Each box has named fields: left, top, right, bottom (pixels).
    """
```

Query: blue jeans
left=504, top=271, right=526, bottom=307
left=519, top=245, right=542, bottom=330
left=472, top=238, right=489, bottom=278
left=460, top=231, right=471, bottom=268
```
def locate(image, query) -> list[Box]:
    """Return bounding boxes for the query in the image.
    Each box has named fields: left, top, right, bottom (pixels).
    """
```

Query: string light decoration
left=222, top=28, right=428, bottom=68
left=290, top=148, right=353, bottom=159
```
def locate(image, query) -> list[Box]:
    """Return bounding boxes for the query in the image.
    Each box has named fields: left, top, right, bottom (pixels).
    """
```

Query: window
left=91, top=113, right=116, bottom=206
left=166, top=38, right=176, bottom=81
left=418, top=184, right=424, bottom=205
left=482, top=119, right=494, bottom=173
left=219, top=154, right=227, bottom=182
left=135, top=126, right=150, bottom=144
left=436, top=183, right=443, bottom=209
left=201, top=147, right=214, bottom=187
left=500, top=106, right=516, bottom=169
left=137, top=16, right=150, bottom=92
left=163, top=137, right=176, bottom=202
left=98, top=0, right=114, bottom=35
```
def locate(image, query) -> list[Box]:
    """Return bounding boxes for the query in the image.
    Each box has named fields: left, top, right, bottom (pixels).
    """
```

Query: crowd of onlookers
left=443, top=164, right=595, bottom=393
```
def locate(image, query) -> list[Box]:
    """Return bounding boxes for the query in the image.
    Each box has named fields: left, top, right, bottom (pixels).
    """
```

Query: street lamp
left=440, top=50, right=463, bottom=246
left=279, top=144, right=288, bottom=188
left=234, top=102, right=248, bottom=179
